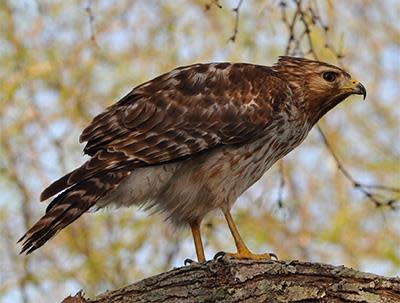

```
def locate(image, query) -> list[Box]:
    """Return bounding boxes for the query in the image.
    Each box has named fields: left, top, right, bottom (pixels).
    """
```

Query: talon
left=213, top=251, right=226, bottom=261
left=269, top=252, right=279, bottom=260
left=184, top=258, right=195, bottom=265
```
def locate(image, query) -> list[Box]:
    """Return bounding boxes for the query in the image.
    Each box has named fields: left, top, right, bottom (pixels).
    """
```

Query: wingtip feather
left=17, top=234, right=25, bottom=244
left=40, top=191, right=49, bottom=202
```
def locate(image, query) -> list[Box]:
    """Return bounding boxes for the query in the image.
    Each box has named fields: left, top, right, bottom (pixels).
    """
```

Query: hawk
left=19, top=57, right=366, bottom=262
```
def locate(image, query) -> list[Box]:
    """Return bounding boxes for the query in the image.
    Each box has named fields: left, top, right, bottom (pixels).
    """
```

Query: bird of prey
left=19, top=56, right=366, bottom=262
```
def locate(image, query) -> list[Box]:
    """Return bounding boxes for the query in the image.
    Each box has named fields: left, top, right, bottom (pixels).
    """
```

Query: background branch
left=278, top=0, right=399, bottom=209
left=229, top=0, right=244, bottom=42
left=85, top=0, right=97, bottom=45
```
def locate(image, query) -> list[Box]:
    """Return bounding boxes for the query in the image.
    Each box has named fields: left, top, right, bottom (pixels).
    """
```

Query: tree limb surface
left=62, top=258, right=400, bottom=303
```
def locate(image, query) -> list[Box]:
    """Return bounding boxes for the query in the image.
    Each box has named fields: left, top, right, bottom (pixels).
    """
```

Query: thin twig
left=230, top=0, right=244, bottom=42
left=85, top=0, right=97, bottom=45
left=277, top=161, right=285, bottom=208
left=354, top=184, right=400, bottom=193
left=281, top=3, right=299, bottom=55
left=317, top=125, right=398, bottom=210
left=295, top=0, right=318, bottom=59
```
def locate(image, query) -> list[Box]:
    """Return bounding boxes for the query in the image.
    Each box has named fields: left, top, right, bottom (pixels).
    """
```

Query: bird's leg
left=218, top=209, right=276, bottom=260
left=190, top=222, right=206, bottom=263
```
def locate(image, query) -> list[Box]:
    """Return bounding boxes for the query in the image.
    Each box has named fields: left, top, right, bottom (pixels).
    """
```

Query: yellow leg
left=190, top=222, right=205, bottom=263
left=222, top=209, right=274, bottom=260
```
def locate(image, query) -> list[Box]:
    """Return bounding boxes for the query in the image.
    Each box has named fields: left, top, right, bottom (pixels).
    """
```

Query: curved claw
left=269, top=252, right=279, bottom=260
left=213, top=251, right=226, bottom=261
left=184, top=258, right=196, bottom=266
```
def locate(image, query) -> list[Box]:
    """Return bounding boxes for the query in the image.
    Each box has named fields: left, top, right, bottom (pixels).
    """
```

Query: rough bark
left=62, top=257, right=400, bottom=303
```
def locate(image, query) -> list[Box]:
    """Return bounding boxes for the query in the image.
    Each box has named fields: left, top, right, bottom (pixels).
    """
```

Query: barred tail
left=19, top=169, right=130, bottom=254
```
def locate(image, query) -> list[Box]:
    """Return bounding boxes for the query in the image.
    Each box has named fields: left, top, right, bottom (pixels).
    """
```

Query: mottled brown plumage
left=19, top=57, right=366, bottom=258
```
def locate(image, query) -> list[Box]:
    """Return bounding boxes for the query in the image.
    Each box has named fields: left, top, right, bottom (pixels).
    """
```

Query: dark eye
left=322, top=71, right=337, bottom=82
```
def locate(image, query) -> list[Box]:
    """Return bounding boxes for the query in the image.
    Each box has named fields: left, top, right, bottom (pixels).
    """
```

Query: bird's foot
left=184, top=258, right=203, bottom=266
left=214, top=251, right=278, bottom=261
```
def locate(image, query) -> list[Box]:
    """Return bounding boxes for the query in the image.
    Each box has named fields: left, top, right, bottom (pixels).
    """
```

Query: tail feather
left=40, top=150, right=133, bottom=202
left=19, top=201, right=92, bottom=254
left=39, top=171, right=75, bottom=202
left=19, top=169, right=130, bottom=254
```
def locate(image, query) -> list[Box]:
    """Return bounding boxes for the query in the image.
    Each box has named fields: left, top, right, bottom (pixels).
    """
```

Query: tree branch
left=62, top=258, right=400, bottom=303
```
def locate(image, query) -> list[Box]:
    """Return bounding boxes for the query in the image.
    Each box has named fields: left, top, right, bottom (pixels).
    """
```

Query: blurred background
left=0, top=0, right=399, bottom=302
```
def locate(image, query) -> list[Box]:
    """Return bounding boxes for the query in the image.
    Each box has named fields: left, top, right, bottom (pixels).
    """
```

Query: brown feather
left=80, top=63, right=287, bottom=164
left=40, top=150, right=136, bottom=201
left=20, top=169, right=130, bottom=254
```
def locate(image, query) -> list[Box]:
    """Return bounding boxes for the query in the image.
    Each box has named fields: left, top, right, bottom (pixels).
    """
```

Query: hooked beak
left=353, top=82, right=367, bottom=100
left=342, top=78, right=367, bottom=100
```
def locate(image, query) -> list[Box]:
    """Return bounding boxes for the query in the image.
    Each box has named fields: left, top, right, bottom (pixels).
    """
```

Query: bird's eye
left=322, top=71, right=337, bottom=82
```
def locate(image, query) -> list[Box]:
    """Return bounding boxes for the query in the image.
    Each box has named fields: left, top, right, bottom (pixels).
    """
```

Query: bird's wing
left=82, top=63, right=289, bottom=162
left=41, top=63, right=291, bottom=201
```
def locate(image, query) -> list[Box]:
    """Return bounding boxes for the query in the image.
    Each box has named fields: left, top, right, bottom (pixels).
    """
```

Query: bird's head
left=273, top=56, right=366, bottom=124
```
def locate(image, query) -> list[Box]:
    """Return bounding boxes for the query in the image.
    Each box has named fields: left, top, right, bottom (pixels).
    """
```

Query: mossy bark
left=62, top=258, right=400, bottom=303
